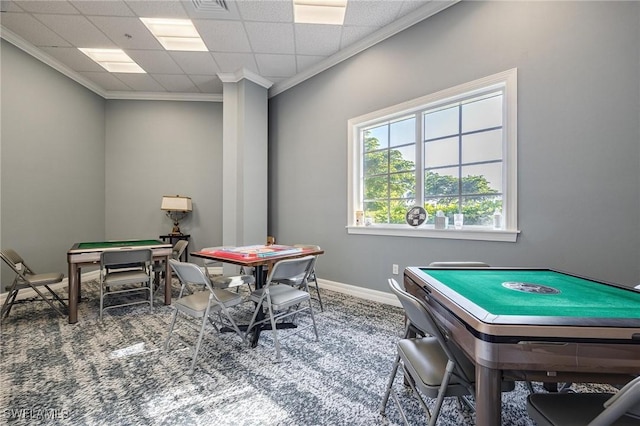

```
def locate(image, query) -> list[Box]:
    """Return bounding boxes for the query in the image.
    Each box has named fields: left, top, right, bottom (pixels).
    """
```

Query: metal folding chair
left=0, top=249, right=67, bottom=318
left=99, top=249, right=153, bottom=320
left=165, top=259, right=247, bottom=374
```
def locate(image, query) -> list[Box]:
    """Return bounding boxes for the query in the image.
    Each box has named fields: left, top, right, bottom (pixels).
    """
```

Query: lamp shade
left=161, top=195, right=192, bottom=212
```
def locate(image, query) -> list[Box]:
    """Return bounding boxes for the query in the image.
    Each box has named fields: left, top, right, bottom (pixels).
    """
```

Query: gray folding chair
left=165, top=259, right=247, bottom=374
left=154, top=239, right=189, bottom=291
left=380, top=278, right=514, bottom=426
left=99, top=249, right=153, bottom=320
left=0, top=249, right=67, bottom=318
left=527, top=376, right=640, bottom=426
left=271, top=244, right=324, bottom=311
left=200, top=246, right=255, bottom=295
left=245, top=255, right=319, bottom=362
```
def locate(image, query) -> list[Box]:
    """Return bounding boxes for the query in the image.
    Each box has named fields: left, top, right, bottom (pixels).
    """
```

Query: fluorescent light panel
left=78, top=48, right=145, bottom=73
left=294, top=0, right=347, bottom=25
left=140, top=18, right=207, bottom=51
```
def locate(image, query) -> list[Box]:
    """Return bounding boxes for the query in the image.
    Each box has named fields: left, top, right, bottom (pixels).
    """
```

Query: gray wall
left=105, top=100, right=223, bottom=253
left=1, top=40, right=105, bottom=289
left=268, top=1, right=640, bottom=290
left=1, top=40, right=224, bottom=291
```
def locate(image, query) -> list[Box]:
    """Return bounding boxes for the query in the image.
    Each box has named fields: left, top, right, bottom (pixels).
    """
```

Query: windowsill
left=346, top=225, right=519, bottom=242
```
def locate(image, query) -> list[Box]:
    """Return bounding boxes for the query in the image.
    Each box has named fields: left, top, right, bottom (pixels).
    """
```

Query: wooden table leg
left=68, top=262, right=79, bottom=324
left=164, top=255, right=171, bottom=305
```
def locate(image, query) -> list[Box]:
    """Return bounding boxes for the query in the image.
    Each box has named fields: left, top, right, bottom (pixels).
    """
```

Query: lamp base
left=171, top=224, right=183, bottom=235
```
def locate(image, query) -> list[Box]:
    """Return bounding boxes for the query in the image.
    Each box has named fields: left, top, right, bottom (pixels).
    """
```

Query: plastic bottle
left=493, top=209, right=502, bottom=230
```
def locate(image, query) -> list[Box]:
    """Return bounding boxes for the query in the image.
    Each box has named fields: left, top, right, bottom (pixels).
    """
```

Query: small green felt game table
left=67, top=239, right=173, bottom=323
left=404, top=267, right=640, bottom=426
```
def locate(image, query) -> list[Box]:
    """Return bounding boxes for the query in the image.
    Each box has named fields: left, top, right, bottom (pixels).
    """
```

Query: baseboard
left=316, top=278, right=400, bottom=307
left=1, top=270, right=399, bottom=308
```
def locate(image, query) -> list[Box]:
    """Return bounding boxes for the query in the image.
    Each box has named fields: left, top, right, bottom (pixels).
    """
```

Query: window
left=347, top=69, right=518, bottom=242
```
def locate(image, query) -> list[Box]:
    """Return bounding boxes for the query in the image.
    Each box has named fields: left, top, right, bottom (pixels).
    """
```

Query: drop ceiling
left=0, top=0, right=456, bottom=100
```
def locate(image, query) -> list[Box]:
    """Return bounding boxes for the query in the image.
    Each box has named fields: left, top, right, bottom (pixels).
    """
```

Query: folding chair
left=527, top=376, right=640, bottom=426
left=165, top=259, right=247, bottom=374
left=99, top=249, right=153, bottom=320
left=245, top=255, right=319, bottom=362
left=1, top=249, right=67, bottom=318
left=271, top=244, right=324, bottom=311
left=380, top=278, right=514, bottom=425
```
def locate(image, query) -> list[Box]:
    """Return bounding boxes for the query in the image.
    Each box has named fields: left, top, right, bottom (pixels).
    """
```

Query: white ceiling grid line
left=0, top=0, right=459, bottom=100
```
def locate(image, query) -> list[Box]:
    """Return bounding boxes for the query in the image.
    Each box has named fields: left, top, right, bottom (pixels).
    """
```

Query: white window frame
left=347, top=69, right=519, bottom=242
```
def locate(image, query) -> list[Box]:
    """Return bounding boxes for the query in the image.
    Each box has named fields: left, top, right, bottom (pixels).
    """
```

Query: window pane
left=364, top=150, right=388, bottom=176
left=461, top=130, right=502, bottom=164
left=462, top=94, right=502, bottom=133
left=390, top=145, right=415, bottom=172
left=461, top=195, right=502, bottom=226
left=364, top=175, right=388, bottom=200
left=424, top=105, right=458, bottom=140
left=390, top=199, right=414, bottom=224
left=390, top=117, right=415, bottom=147
left=461, top=162, right=502, bottom=195
left=425, top=136, right=458, bottom=168
left=425, top=167, right=458, bottom=198
left=364, top=125, right=388, bottom=150
left=364, top=200, right=387, bottom=224
left=389, top=171, right=415, bottom=200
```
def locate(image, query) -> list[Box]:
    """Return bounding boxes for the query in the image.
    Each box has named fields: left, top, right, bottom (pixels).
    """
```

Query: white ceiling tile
left=190, top=74, right=224, bottom=93
left=255, top=53, right=296, bottom=78
left=0, top=12, right=72, bottom=47
left=344, top=0, right=403, bottom=27
left=70, top=1, right=134, bottom=17
left=113, top=73, right=167, bottom=91
left=34, top=14, right=116, bottom=47
left=294, top=24, right=342, bottom=56
left=245, top=22, right=294, bottom=54
left=296, top=55, right=325, bottom=73
left=169, top=51, right=220, bottom=75
left=78, top=71, right=132, bottom=91
left=236, top=0, right=293, bottom=22
left=152, top=74, right=200, bottom=92
left=123, top=0, right=189, bottom=18
left=16, top=0, right=79, bottom=15
left=127, top=50, right=183, bottom=74
left=40, top=47, right=104, bottom=72
left=212, top=52, right=259, bottom=74
left=195, top=19, right=252, bottom=52
left=87, top=16, right=163, bottom=50
left=398, top=0, right=430, bottom=17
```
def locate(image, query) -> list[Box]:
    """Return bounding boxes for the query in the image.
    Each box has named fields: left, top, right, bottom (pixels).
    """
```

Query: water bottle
left=493, top=209, right=502, bottom=230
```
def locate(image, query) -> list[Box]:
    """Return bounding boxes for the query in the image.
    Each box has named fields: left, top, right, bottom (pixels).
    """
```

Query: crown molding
left=218, top=68, right=273, bottom=89
left=1, top=26, right=222, bottom=102
left=1, top=0, right=457, bottom=101
left=269, top=0, right=459, bottom=97
left=1, top=26, right=108, bottom=98
left=103, top=91, right=222, bottom=102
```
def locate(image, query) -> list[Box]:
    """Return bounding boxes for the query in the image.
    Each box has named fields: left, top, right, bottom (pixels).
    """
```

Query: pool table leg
left=475, top=365, right=502, bottom=426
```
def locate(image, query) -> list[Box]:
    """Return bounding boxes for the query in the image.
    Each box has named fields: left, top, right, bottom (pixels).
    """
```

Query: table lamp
left=161, top=195, right=192, bottom=235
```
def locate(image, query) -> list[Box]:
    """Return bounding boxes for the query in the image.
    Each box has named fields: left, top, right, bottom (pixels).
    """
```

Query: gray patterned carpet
left=0, top=280, right=615, bottom=425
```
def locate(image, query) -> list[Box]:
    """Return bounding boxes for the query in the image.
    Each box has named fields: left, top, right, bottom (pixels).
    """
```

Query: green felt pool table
left=67, top=240, right=173, bottom=323
left=404, top=267, right=640, bottom=426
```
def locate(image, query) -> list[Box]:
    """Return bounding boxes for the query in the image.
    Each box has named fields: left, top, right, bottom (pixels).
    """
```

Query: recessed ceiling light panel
left=78, top=48, right=146, bottom=73
left=140, top=18, right=208, bottom=51
left=294, top=0, right=347, bottom=25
